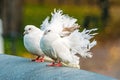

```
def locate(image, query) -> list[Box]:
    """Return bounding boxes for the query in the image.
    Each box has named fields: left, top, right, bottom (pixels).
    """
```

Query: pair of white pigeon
left=23, top=9, right=97, bottom=69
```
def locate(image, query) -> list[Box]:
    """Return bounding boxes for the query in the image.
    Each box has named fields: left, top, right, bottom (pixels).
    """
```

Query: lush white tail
left=40, top=9, right=80, bottom=37
left=67, top=28, right=97, bottom=58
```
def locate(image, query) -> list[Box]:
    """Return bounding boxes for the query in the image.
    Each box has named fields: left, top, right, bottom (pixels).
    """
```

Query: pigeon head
left=43, top=29, right=51, bottom=35
left=43, top=28, right=61, bottom=41
left=24, top=25, right=39, bottom=35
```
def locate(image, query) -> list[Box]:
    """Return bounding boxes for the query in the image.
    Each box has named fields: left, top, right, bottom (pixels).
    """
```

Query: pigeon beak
left=23, top=31, right=28, bottom=35
left=43, top=31, right=47, bottom=35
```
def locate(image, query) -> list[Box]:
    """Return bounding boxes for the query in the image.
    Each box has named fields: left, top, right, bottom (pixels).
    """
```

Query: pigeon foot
left=54, top=62, right=62, bottom=67
left=32, top=56, right=44, bottom=62
left=35, top=58, right=44, bottom=62
left=47, top=62, right=55, bottom=66
left=47, top=62, right=62, bottom=67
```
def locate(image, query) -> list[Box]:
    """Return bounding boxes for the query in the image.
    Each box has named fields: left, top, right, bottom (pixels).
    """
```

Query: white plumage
left=40, top=9, right=97, bottom=68
left=41, top=9, right=80, bottom=37
left=40, top=29, right=80, bottom=68
left=23, top=10, right=79, bottom=63
left=23, top=25, right=45, bottom=62
left=23, top=9, right=97, bottom=69
left=64, top=29, right=97, bottom=58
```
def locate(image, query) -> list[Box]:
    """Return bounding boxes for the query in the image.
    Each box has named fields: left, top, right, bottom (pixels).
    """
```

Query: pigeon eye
left=29, top=28, right=31, bottom=30
left=48, top=30, right=51, bottom=32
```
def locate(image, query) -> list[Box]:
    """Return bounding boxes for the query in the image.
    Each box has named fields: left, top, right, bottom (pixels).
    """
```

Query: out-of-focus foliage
left=23, top=4, right=100, bottom=29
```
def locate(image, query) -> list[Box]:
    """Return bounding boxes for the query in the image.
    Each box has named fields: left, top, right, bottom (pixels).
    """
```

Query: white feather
left=40, top=29, right=80, bottom=67
left=40, top=9, right=80, bottom=37
left=24, top=9, right=97, bottom=69
left=23, top=25, right=44, bottom=56
left=41, top=17, right=50, bottom=30
left=40, top=9, right=97, bottom=68
left=64, top=29, right=97, bottom=58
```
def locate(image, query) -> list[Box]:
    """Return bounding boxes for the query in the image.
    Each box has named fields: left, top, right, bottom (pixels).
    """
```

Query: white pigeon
left=40, top=28, right=97, bottom=68
left=40, top=9, right=97, bottom=68
left=40, top=29, right=80, bottom=68
left=23, top=25, right=45, bottom=62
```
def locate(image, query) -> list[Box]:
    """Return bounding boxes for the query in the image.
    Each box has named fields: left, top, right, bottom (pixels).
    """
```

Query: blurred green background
left=0, top=0, right=120, bottom=79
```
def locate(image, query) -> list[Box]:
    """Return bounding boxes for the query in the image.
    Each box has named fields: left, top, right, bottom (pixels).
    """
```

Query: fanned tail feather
left=67, top=28, right=97, bottom=58
left=40, top=9, right=80, bottom=37
left=41, top=17, right=50, bottom=30
left=62, top=14, right=78, bottom=28
left=89, top=40, right=97, bottom=49
left=81, top=28, right=98, bottom=40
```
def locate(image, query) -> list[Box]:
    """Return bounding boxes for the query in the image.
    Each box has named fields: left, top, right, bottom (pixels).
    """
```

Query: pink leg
left=54, top=61, right=62, bottom=67
left=47, top=62, right=55, bottom=66
left=47, top=61, right=62, bottom=67
left=35, top=56, right=44, bottom=62
left=32, top=56, right=44, bottom=62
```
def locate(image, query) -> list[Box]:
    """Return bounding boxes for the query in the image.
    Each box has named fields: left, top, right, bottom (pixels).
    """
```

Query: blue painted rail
left=0, top=54, right=116, bottom=80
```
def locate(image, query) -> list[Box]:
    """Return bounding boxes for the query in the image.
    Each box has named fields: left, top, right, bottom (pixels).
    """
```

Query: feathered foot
left=32, top=56, right=44, bottom=62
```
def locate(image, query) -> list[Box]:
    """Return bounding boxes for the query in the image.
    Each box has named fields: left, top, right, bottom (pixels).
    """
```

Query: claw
left=47, top=62, right=55, bottom=66
left=35, top=58, right=44, bottom=62
left=31, top=56, right=44, bottom=62
left=47, top=62, right=62, bottom=67
left=54, top=62, right=62, bottom=67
